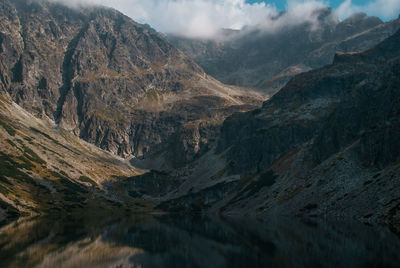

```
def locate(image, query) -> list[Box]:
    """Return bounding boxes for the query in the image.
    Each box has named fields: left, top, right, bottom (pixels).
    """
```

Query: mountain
left=168, top=9, right=400, bottom=96
left=1, top=0, right=400, bottom=231
left=158, top=29, right=400, bottom=230
left=0, top=0, right=262, bottom=168
left=0, top=0, right=264, bottom=223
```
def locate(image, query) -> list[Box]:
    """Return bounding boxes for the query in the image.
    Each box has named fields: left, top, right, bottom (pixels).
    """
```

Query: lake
left=0, top=215, right=399, bottom=267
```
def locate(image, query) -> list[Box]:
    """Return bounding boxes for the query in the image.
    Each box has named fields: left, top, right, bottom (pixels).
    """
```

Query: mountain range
left=169, top=9, right=400, bottom=96
left=0, top=0, right=399, bottom=233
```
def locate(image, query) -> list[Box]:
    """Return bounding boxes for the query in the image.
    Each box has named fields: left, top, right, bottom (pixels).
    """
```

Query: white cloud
left=337, top=0, right=400, bottom=20
left=45, top=0, right=331, bottom=38
left=254, top=0, right=330, bottom=34
left=44, top=0, right=400, bottom=39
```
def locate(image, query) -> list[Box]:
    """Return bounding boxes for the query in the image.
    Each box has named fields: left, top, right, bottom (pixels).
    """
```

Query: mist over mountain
left=169, top=9, right=400, bottom=95
left=39, top=0, right=400, bottom=39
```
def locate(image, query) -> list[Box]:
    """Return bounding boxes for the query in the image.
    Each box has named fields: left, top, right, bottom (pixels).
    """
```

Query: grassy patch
left=15, top=155, right=35, bottom=171
left=23, top=136, right=33, bottom=142
left=13, top=138, right=46, bottom=166
left=0, top=199, right=20, bottom=220
left=58, top=159, right=73, bottom=168
left=59, top=179, right=88, bottom=194
left=50, top=170, right=69, bottom=179
left=22, top=145, right=46, bottom=166
left=0, top=152, right=36, bottom=184
left=0, top=184, right=9, bottom=195
left=29, top=127, right=72, bottom=152
left=5, top=139, right=17, bottom=148
left=78, top=176, right=97, bottom=187
left=37, top=144, right=62, bottom=157
left=0, top=120, right=16, bottom=136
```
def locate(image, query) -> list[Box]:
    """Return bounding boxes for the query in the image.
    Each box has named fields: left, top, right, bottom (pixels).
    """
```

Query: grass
left=0, top=184, right=9, bottom=195
left=29, top=127, right=73, bottom=152
left=5, top=139, right=17, bottom=148
left=15, top=155, right=35, bottom=171
left=58, top=159, right=73, bottom=168
left=23, top=136, right=33, bottom=142
left=59, top=179, right=88, bottom=194
left=21, top=145, right=46, bottom=166
left=13, top=138, right=47, bottom=166
left=0, top=200, right=20, bottom=220
left=0, top=120, right=16, bottom=137
left=78, top=176, right=97, bottom=187
left=50, top=170, right=69, bottom=180
left=0, top=120, right=16, bottom=136
left=37, top=144, right=62, bottom=157
left=0, top=152, right=38, bottom=185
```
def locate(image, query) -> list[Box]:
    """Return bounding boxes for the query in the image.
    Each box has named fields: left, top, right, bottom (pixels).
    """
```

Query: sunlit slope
left=0, top=94, right=153, bottom=224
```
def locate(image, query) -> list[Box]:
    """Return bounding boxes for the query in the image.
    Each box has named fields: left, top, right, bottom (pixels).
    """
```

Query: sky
left=48, top=0, right=400, bottom=38
left=247, top=0, right=376, bottom=10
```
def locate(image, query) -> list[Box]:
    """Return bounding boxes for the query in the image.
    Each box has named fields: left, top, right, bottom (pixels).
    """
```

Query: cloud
left=43, top=0, right=400, bottom=39
left=45, top=0, right=331, bottom=38
left=254, top=0, right=330, bottom=34
left=48, top=0, right=277, bottom=38
left=337, top=0, right=400, bottom=20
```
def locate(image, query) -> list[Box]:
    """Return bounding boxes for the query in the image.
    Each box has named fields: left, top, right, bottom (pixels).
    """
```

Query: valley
left=0, top=0, right=399, bottom=249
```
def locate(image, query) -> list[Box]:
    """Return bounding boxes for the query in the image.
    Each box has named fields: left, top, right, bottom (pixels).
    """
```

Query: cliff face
left=0, top=0, right=261, bottom=165
left=158, top=30, right=400, bottom=228
left=169, top=10, right=400, bottom=96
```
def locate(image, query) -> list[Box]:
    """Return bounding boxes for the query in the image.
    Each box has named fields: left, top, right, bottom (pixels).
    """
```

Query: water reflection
left=0, top=215, right=399, bottom=268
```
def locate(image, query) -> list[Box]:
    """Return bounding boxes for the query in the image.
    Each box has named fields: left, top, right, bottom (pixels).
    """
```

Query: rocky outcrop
left=169, top=10, right=400, bottom=95
left=0, top=0, right=262, bottom=167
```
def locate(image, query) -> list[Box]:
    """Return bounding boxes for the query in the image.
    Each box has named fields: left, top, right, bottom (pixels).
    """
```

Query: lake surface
left=0, top=215, right=399, bottom=268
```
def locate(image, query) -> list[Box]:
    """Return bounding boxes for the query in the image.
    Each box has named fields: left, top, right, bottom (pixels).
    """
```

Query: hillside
left=0, top=93, right=155, bottom=225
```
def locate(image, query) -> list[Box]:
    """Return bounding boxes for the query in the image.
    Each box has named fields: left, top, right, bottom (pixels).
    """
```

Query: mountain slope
left=159, top=29, right=400, bottom=229
left=169, top=10, right=400, bottom=96
left=0, top=93, right=157, bottom=225
left=0, top=0, right=262, bottom=168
